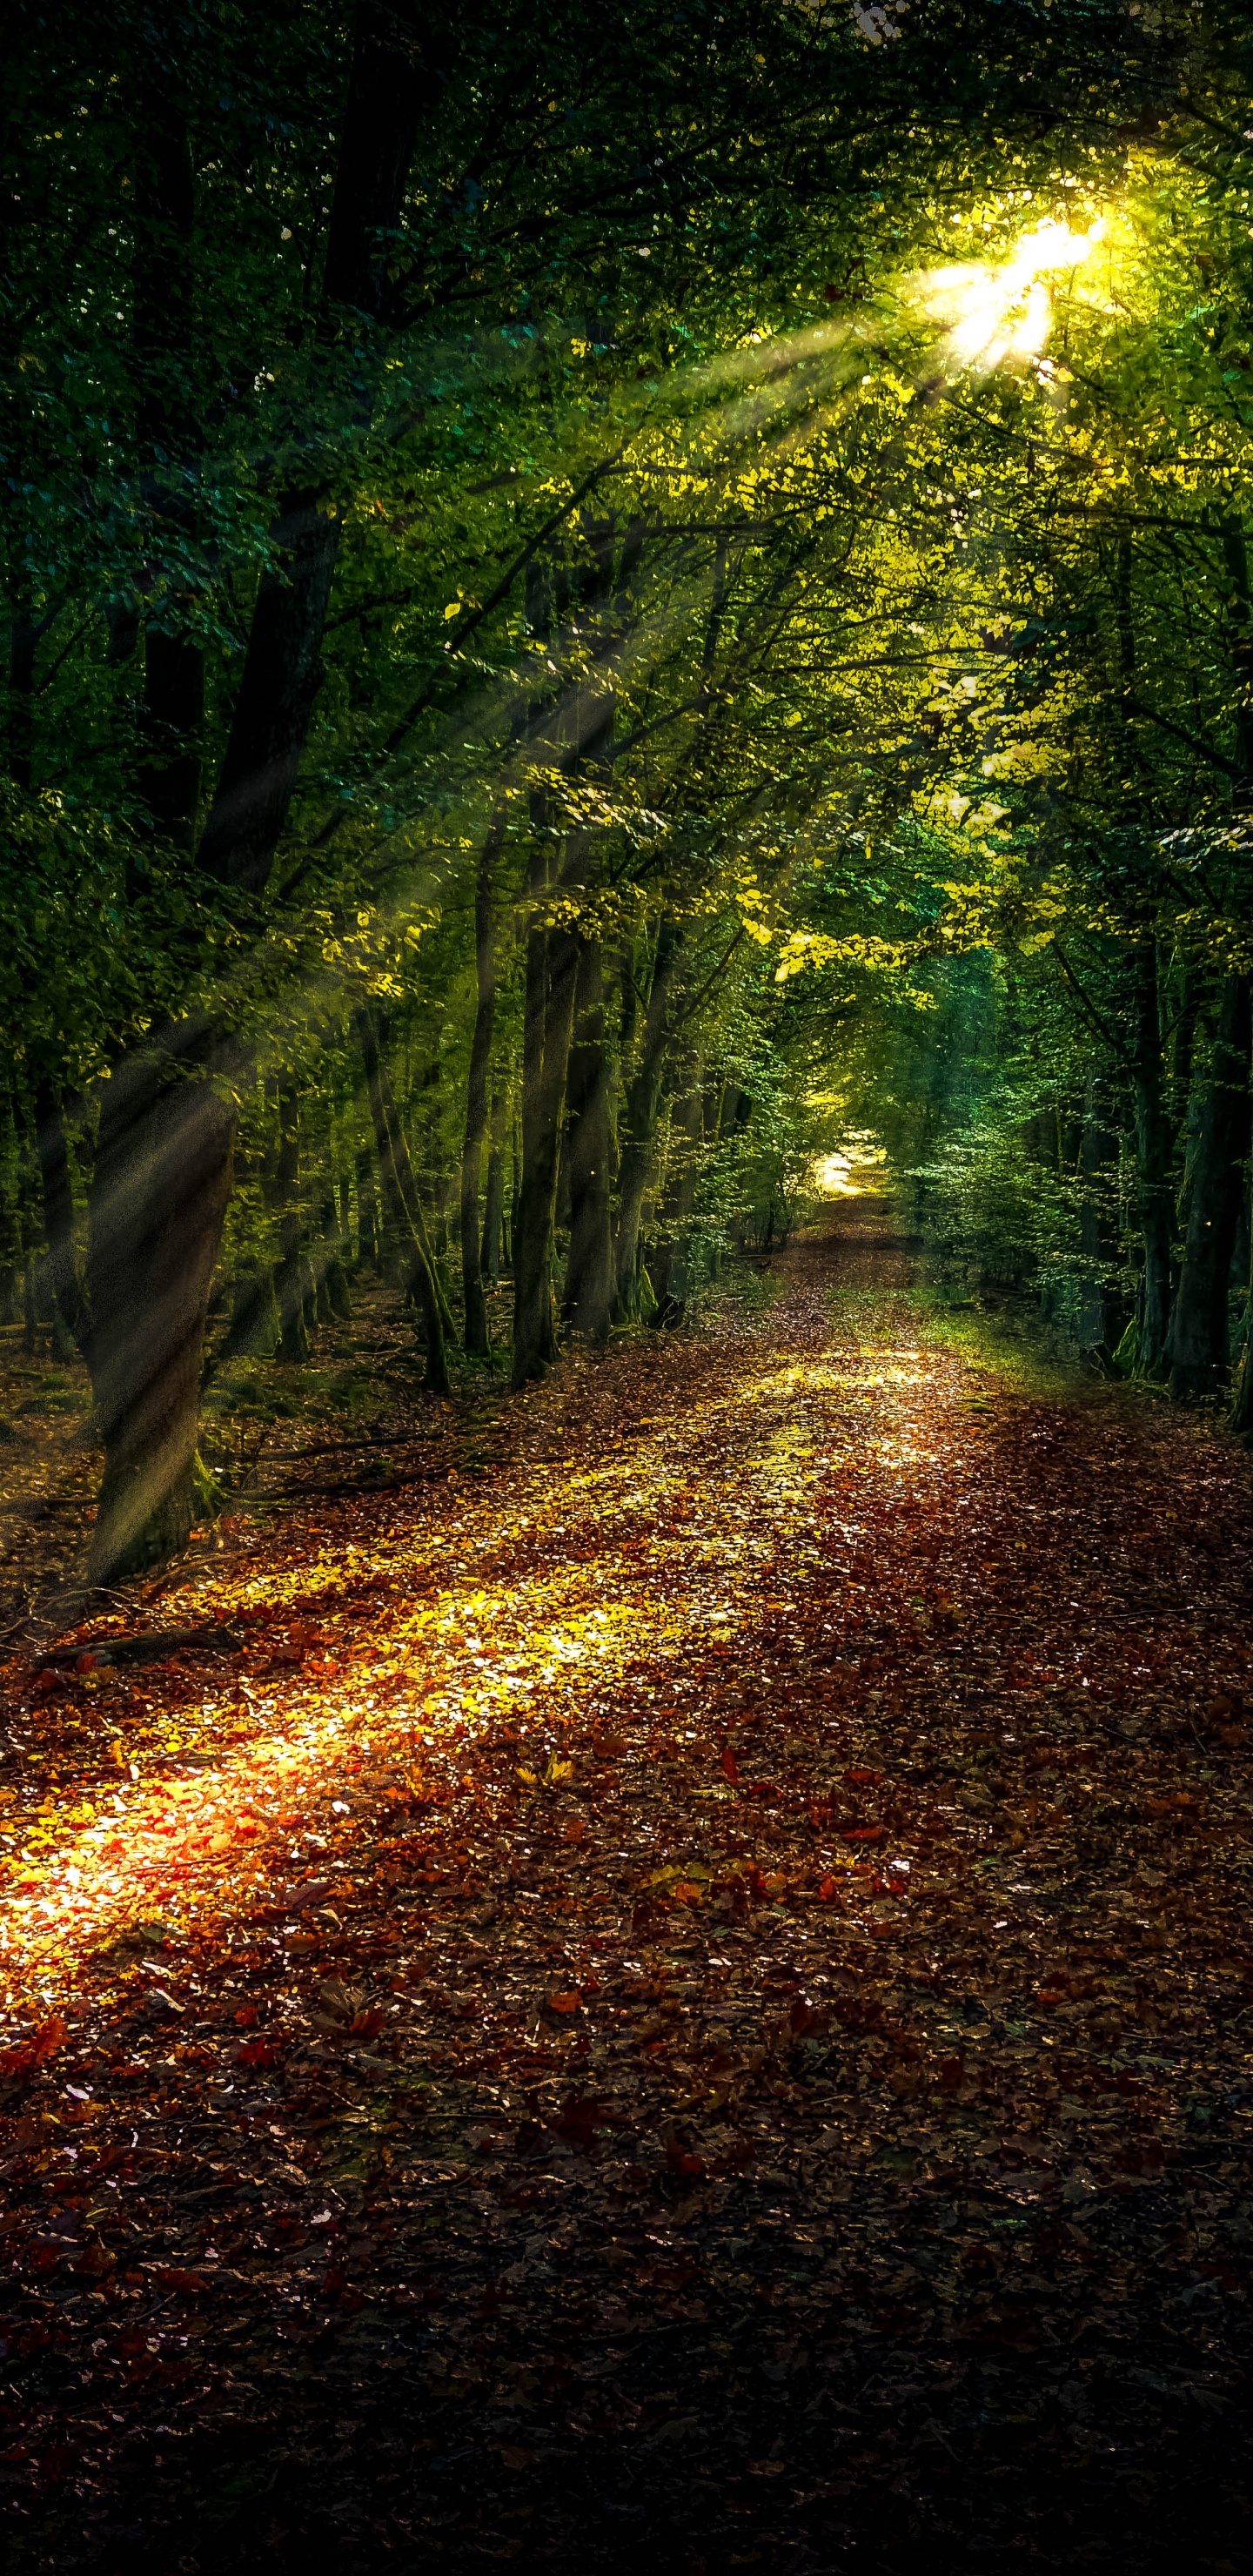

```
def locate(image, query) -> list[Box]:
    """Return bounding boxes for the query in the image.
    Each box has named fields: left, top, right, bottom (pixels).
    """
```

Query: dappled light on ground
left=0, top=1280, right=957, bottom=1988
left=2, top=1208, right=1251, bottom=2573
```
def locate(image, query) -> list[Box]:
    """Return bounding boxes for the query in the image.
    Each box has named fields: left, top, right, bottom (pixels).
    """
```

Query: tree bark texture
left=1171, top=971, right=1202, bottom=1132
left=511, top=550, right=573, bottom=1387
left=614, top=919, right=681, bottom=1321
left=481, top=1086, right=507, bottom=1280
left=272, top=1081, right=313, bottom=1363
left=318, top=1190, right=352, bottom=1320
left=1169, top=973, right=1251, bottom=1399
left=213, top=1263, right=281, bottom=1372
left=357, top=1007, right=450, bottom=1394
left=1230, top=1212, right=1253, bottom=1441
left=1222, top=515, right=1253, bottom=783
left=198, top=4, right=457, bottom=896
left=1076, top=1074, right=1122, bottom=1360
left=511, top=513, right=635, bottom=1378
left=33, top=1080, right=90, bottom=1357
left=1131, top=944, right=1174, bottom=1377
left=563, top=936, right=614, bottom=1338
left=459, top=811, right=504, bottom=1356
left=355, top=1142, right=381, bottom=1271
left=81, top=3, right=459, bottom=1572
left=84, top=1037, right=236, bottom=1581
left=195, top=490, right=340, bottom=896
left=513, top=914, right=579, bottom=1385
left=647, top=1058, right=704, bottom=1325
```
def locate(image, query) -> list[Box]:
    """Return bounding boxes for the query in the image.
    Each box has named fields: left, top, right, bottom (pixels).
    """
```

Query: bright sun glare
left=917, top=215, right=1108, bottom=372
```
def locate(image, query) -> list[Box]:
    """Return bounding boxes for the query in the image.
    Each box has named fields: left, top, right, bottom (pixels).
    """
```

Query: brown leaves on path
left=1, top=1206, right=1251, bottom=2574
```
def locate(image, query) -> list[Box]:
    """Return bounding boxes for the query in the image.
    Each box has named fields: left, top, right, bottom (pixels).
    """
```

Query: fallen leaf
left=0, top=2018, right=67, bottom=2080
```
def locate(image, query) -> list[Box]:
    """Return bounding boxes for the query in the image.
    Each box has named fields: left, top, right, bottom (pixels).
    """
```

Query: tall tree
left=84, top=1, right=462, bottom=1578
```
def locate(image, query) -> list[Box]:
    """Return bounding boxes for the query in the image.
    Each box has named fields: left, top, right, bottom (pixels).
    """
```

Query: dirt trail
left=2, top=1205, right=1251, bottom=2573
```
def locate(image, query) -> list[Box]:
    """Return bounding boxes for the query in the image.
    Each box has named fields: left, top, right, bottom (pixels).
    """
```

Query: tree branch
left=1052, top=943, right=1132, bottom=1071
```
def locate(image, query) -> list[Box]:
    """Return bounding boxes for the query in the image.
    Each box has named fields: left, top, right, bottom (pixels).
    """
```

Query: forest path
left=3, top=1205, right=1253, bottom=2573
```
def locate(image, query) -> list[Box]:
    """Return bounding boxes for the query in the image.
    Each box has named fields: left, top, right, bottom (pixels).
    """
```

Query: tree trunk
left=214, top=1263, right=281, bottom=1370
left=1230, top=1196, right=1253, bottom=1439
left=272, top=1082, right=312, bottom=1363
left=459, top=811, right=504, bottom=1356
left=513, top=916, right=580, bottom=1385
left=1131, top=944, right=1174, bottom=1378
left=195, top=491, right=340, bottom=896
left=1171, top=970, right=1202, bottom=1132
left=481, top=1085, right=507, bottom=1280
left=648, top=1057, right=704, bottom=1325
left=357, top=1008, right=450, bottom=1394
left=564, top=936, right=614, bottom=1338
left=198, top=2, right=458, bottom=896
left=1223, top=514, right=1253, bottom=780
left=1076, top=1073, right=1121, bottom=1362
left=356, top=1142, right=382, bottom=1272
left=78, top=3, right=459, bottom=1576
left=318, top=1189, right=352, bottom=1320
left=0, top=1098, right=23, bottom=1339
left=1221, top=522, right=1253, bottom=1426
left=512, top=550, right=566, bottom=1388
left=509, top=1114, right=522, bottom=1269
left=84, top=1036, right=235, bottom=1581
left=511, top=515, right=627, bottom=1380
left=32, top=1080, right=90, bottom=1357
left=380, top=1050, right=455, bottom=1340
left=1169, top=973, right=1252, bottom=1399
left=614, top=918, right=681, bottom=1321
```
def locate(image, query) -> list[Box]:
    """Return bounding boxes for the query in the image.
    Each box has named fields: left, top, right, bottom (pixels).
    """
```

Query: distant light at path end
left=814, top=1133, right=887, bottom=1198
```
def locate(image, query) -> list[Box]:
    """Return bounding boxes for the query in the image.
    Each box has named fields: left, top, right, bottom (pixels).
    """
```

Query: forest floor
left=0, top=1265, right=520, bottom=1639
left=1, top=1203, right=1251, bottom=2574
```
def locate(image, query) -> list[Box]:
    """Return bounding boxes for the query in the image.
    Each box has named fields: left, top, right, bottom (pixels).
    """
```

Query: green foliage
left=10, top=0, right=1253, bottom=1465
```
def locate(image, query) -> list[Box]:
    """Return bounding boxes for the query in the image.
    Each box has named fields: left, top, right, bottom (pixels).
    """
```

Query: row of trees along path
left=0, top=1202, right=1250, bottom=2573
left=18, top=0, right=1253, bottom=1598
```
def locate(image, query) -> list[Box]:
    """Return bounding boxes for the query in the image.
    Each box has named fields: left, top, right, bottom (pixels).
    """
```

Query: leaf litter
left=0, top=1207, right=1250, bottom=2572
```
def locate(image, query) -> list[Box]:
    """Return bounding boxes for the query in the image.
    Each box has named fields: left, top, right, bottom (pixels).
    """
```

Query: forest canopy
left=5, top=0, right=1253, bottom=1585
